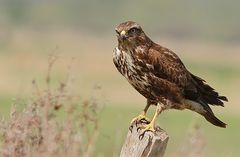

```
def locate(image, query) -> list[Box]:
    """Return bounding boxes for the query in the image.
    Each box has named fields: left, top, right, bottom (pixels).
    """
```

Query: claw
left=129, top=112, right=151, bottom=132
left=139, top=118, right=150, bottom=124
left=138, top=121, right=156, bottom=139
left=129, top=125, right=133, bottom=133
left=136, top=126, right=142, bottom=132
left=130, top=112, right=150, bottom=126
left=139, top=133, right=144, bottom=140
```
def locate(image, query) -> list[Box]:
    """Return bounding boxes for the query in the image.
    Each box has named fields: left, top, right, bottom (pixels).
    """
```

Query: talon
left=142, top=126, right=155, bottom=134
left=130, top=112, right=150, bottom=126
left=139, top=118, right=150, bottom=124
left=136, top=126, right=142, bottom=132
left=135, top=120, right=139, bottom=127
left=138, top=121, right=156, bottom=139
left=139, top=133, right=144, bottom=140
left=129, top=125, right=133, bottom=132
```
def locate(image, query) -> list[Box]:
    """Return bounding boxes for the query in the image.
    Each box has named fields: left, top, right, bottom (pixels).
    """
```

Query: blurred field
left=0, top=30, right=239, bottom=110
left=0, top=0, right=240, bottom=156
left=98, top=106, right=240, bottom=157
left=1, top=99, right=240, bottom=157
left=0, top=31, right=239, bottom=156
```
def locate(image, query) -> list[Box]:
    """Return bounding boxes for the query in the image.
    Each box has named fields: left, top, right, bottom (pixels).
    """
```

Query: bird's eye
left=128, top=28, right=138, bottom=34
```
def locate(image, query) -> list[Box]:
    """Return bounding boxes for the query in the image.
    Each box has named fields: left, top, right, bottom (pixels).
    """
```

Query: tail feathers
left=198, top=100, right=227, bottom=128
left=191, top=74, right=228, bottom=106
left=218, top=95, right=228, bottom=102
left=203, top=111, right=226, bottom=128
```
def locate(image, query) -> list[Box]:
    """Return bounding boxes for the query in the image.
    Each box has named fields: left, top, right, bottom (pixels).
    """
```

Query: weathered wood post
left=119, top=120, right=169, bottom=157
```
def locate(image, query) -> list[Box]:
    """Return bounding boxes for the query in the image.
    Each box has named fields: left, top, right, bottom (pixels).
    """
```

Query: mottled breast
left=113, top=47, right=150, bottom=94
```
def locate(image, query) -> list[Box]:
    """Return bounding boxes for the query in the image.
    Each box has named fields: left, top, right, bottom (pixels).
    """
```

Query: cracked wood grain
left=119, top=120, right=169, bottom=157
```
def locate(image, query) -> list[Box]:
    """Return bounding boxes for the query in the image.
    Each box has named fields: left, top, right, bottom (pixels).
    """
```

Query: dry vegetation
left=0, top=54, right=233, bottom=157
left=0, top=55, right=99, bottom=157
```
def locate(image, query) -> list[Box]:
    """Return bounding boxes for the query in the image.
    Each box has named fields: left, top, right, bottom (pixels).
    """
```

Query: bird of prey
left=113, top=21, right=228, bottom=134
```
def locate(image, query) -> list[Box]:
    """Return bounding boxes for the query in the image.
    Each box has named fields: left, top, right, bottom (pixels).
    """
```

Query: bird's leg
left=130, top=102, right=151, bottom=125
left=139, top=103, right=164, bottom=139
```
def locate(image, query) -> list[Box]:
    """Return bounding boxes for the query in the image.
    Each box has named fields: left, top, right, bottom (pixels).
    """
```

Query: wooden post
left=119, top=120, right=169, bottom=157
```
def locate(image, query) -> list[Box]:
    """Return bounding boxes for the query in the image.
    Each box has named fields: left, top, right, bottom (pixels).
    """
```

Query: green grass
left=0, top=97, right=239, bottom=157
left=96, top=105, right=240, bottom=157
left=0, top=95, right=13, bottom=117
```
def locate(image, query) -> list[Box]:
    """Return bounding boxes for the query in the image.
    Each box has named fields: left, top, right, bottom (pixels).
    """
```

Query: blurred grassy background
left=0, top=0, right=239, bottom=156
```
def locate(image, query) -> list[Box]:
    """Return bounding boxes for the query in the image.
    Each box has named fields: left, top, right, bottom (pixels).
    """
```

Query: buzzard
left=113, top=21, right=228, bottom=134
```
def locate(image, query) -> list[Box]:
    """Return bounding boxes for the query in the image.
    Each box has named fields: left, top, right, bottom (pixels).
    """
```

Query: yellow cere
left=120, top=30, right=126, bottom=36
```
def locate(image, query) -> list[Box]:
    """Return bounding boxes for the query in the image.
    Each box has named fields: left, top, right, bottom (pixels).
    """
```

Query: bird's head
left=115, top=21, right=148, bottom=48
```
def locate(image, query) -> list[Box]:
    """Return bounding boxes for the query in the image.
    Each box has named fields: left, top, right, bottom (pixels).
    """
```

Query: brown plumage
left=113, top=21, right=228, bottom=129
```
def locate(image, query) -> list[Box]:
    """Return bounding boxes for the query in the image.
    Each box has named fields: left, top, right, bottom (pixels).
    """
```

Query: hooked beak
left=120, top=30, right=127, bottom=40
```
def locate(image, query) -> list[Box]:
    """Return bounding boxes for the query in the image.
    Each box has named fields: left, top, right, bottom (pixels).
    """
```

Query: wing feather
left=138, top=43, right=227, bottom=106
left=146, top=44, right=196, bottom=92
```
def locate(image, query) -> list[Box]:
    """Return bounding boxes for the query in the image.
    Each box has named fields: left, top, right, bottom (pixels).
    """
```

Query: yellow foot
left=130, top=113, right=150, bottom=125
left=138, top=122, right=156, bottom=140
left=129, top=113, right=150, bottom=132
